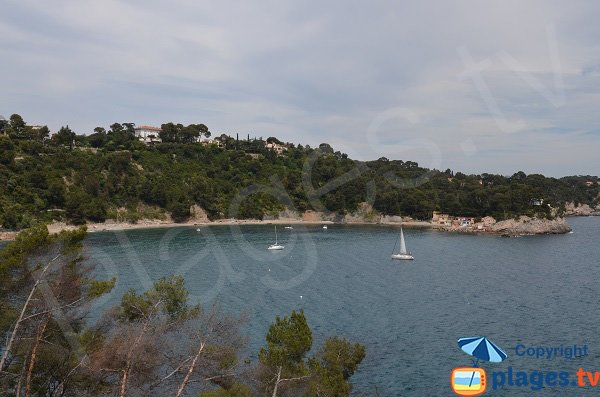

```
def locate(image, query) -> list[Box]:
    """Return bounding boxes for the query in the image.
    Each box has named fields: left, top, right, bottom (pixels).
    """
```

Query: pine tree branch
left=0, top=253, right=61, bottom=372
left=20, top=297, right=84, bottom=322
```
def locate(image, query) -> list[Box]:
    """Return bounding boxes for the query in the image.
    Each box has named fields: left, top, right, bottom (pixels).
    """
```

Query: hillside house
left=265, top=141, right=287, bottom=155
left=432, top=211, right=452, bottom=226
left=458, top=217, right=475, bottom=227
left=199, top=137, right=224, bottom=148
left=134, top=125, right=162, bottom=144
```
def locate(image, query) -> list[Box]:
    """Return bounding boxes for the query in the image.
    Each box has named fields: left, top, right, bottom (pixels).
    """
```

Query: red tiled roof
left=135, top=125, right=161, bottom=131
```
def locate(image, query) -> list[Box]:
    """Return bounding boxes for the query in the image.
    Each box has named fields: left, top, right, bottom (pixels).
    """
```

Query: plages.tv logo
left=451, top=336, right=508, bottom=396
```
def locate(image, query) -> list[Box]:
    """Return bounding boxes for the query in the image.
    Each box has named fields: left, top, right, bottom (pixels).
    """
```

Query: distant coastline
left=0, top=218, right=433, bottom=242
left=2, top=202, right=593, bottom=242
left=0, top=214, right=582, bottom=242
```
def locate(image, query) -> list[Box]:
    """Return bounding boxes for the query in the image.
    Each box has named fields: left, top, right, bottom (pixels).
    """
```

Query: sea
left=7, top=217, right=600, bottom=395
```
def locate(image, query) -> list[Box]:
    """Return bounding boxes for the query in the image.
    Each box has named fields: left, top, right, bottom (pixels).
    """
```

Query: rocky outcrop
left=277, top=209, right=301, bottom=220
left=300, top=210, right=343, bottom=222
left=0, top=231, right=17, bottom=241
left=264, top=209, right=303, bottom=222
left=189, top=205, right=209, bottom=223
left=299, top=203, right=422, bottom=225
left=564, top=202, right=600, bottom=216
left=342, top=203, right=379, bottom=223
left=302, top=210, right=323, bottom=222
left=379, top=215, right=404, bottom=223
left=490, top=216, right=571, bottom=236
left=480, top=216, right=497, bottom=228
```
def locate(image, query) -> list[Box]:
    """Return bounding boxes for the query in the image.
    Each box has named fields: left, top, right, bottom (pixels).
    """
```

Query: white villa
left=199, top=137, right=224, bottom=147
left=134, top=125, right=162, bottom=144
left=265, top=141, right=287, bottom=155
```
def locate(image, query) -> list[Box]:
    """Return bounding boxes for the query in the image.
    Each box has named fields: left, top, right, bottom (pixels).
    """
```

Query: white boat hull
left=268, top=226, right=284, bottom=250
left=391, top=254, right=414, bottom=260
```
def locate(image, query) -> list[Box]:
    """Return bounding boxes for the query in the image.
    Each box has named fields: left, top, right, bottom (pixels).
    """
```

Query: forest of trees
left=0, top=225, right=366, bottom=396
left=0, top=113, right=598, bottom=230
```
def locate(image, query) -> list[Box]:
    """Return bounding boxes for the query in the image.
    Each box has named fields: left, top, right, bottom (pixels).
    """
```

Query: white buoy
left=300, top=295, right=303, bottom=299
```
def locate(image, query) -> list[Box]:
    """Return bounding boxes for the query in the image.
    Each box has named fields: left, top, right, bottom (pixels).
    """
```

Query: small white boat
left=284, top=226, right=293, bottom=229
left=322, top=225, right=328, bottom=229
left=268, top=226, right=284, bottom=250
left=196, top=228, right=201, bottom=232
left=391, top=227, right=414, bottom=260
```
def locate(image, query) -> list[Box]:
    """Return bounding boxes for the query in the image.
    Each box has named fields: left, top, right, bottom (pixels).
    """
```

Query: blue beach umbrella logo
left=458, top=336, right=508, bottom=365
left=452, top=336, right=507, bottom=395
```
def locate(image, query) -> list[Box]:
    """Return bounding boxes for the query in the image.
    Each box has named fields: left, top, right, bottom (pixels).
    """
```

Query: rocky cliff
left=341, top=203, right=380, bottom=223
left=189, top=205, right=210, bottom=223
left=490, top=216, right=572, bottom=236
left=564, top=202, right=600, bottom=216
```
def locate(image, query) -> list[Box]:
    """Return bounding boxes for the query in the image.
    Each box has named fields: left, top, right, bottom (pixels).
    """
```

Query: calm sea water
left=11, top=218, right=600, bottom=395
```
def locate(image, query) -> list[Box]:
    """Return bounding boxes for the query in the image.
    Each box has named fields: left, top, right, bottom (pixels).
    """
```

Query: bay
left=16, top=217, right=600, bottom=395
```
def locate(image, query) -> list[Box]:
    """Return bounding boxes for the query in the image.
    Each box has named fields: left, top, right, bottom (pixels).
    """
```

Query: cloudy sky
left=1, top=1, right=599, bottom=176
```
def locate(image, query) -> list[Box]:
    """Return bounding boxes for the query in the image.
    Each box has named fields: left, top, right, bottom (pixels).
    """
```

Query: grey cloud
left=1, top=0, right=599, bottom=176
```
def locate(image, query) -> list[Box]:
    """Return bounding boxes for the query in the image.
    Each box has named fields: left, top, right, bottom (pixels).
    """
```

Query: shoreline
left=0, top=215, right=582, bottom=242
left=0, top=219, right=433, bottom=241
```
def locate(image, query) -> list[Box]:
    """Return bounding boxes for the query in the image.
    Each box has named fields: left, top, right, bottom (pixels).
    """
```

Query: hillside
left=0, top=114, right=598, bottom=230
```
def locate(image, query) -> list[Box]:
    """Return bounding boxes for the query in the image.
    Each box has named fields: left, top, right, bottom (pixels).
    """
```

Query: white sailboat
left=391, top=227, right=414, bottom=260
left=268, top=226, right=284, bottom=250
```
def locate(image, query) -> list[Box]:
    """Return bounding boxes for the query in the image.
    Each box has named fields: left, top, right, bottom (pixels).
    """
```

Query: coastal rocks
left=277, top=209, right=301, bottom=220
left=439, top=215, right=572, bottom=236
left=564, top=202, right=600, bottom=216
left=302, top=210, right=322, bottom=222
left=299, top=204, right=427, bottom=226
left=379, top=215, right=404, bottom=224
left=490, top=216, right=571, bottom=236
left=480, top=216, right=497, bottom=228
left=300, top=204, right=386, bottom=224
left=0, top=231, right=17, bottom=241
left=189, top=205, right=209, bottom=223
left=342, top=203, right=379, bottom=223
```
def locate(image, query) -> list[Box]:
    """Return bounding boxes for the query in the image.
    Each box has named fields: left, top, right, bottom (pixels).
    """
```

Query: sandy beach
left=0, top=218, right=433, bottom=242
left=1, top=214, right=572, bottom=242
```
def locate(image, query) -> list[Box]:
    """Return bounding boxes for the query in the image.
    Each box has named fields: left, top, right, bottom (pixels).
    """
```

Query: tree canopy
left=0, top=113, right=598, bottom=230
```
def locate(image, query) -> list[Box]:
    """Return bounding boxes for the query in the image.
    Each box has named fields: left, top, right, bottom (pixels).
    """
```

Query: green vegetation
left=0, top=226, right=365, bottom=396
left=253, top=310, right=365, bottom=397
left=202, top=309, right=366, bottom=396
left=0, top=224, right=116, bottom=396
left=0, top=113, right=598, bottom=230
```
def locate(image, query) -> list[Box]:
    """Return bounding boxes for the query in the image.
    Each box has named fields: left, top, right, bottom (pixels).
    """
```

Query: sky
left=1, top=0, right=599, bottom=177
